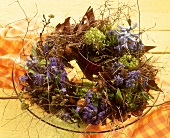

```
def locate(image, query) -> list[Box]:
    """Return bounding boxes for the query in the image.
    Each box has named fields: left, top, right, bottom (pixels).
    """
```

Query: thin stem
left=0, top=96, right=18, bottom=99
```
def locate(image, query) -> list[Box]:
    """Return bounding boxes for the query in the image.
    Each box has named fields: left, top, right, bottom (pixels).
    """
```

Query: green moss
left=119, top=54, right=138, bottom=69
left=100, top=23, right=112, bottom=34
left=84, top=27, right=106, bottom=49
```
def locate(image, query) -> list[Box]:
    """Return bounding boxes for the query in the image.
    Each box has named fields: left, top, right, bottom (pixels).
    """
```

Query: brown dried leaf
left=76, top=7, right=95, bottom=35
left=56, top=17, right=71, bottom=34
left=63, top=17, right=71, bottom=34
left=143, top=46, right=156, bottom=52
left=83, top=6, right=95, bottom=23
left=147, top=80, right=163, bottom=92
left=56, top=23, right=64, bottom=33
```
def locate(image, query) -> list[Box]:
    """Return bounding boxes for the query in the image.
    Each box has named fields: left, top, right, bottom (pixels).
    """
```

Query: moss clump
left=84, top=27, right=106, bottom=49
left=119, top=54, right=138, bottom=69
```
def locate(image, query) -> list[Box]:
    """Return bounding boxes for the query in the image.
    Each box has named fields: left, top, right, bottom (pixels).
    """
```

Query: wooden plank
left=139, top=31, right=170, bottom=52
left=0, top=0, right=170, bottom=31
left=146, top=54, right=170, bottom=81
left=113, top=0, right=170, bottom=31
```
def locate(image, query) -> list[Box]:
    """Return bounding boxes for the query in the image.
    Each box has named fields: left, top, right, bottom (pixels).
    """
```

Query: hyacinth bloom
left=75, top=106, right=81, bottom=114
left=48, top=57, right=59, bottom=68
left=74, top=90, right=108, bottom=125
left=128, top=70, right=141, bottom=80
left=19, top=76, right=28, bottom=82
left=26, top=57, right=38, bottom=67
left=82, top=103, right=106, bottom=125
left=61, top=113, right=72, bottom=122
left=125, top=78, right=136, bottom=88
left=114, top=75, right=124, bottom=86
left=85, top=90, right=94, bottom=104
left=113, top=23, right=144, bottom=52
left=19, top=56, right=68, bottom=92
left=33, top=72, right=44, bottom=86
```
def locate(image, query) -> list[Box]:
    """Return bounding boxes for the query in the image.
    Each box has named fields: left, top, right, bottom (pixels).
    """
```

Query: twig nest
left=17, top=5, right=162, bottom=127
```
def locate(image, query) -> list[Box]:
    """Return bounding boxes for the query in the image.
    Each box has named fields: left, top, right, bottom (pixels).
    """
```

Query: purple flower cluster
left=125, top=78, right=136, bottom=88
left=61, top=113, right=72, bottom=122
left=59, top=71, right=67, bottom=92
left=125, top=70, right=140, bottom=88
left=20, top=57, right=44, bottom=86
left=128, top=70, right=140, bottom=80
left=26, top=57, right=38, bottom=67
left=111, top=61, right=125, bottom=73
left=114, top=75, right=124, bottom=86
left=111, top=23, right=143, bottom=52
left=19, top=76, right=28, bottom=82
left=75, top=90, right=94, bottom=113
left=46, top=57, right=67, bottom=92
left=33, top=72, right=44, bottom=86
left=116, top=24, right=139, bottom=47
left=26, top=57, right=39, bottom=71
left=82, top=102, right=106, bottom=125
left=19, top=56, right=67, bottom=92
left=82, top=103, right=99, bottom=125
left=85, top=90, right=93, bottom=104
left=47, top=57, right=59, bottom=79
left=74, top=90, right=108, bottom=125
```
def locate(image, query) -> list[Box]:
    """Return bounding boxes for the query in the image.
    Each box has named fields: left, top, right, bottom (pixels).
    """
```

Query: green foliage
left=116, top=88, right=123, bottom=101
left=100, top=23, right=112, bottom=34
left=19, top=64, right=35, bottom=74
left=39, top=59, right=46, bottom=66
left=115, top=88, right=124, bottom=105
left=125, top=90, right=153, bottom=112
left=119, top=54, right=139, bottom=69
left=84, top=27, right=106, bottom=49
left=73, top=86, right=87, bottom=97
left=107, top=32, right=118, bottom=47
left=32, top=44, right=37, bottom=57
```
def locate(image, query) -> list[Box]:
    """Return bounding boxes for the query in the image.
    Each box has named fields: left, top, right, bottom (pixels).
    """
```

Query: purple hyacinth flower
left=51, top=66, right=59, bottom=74
left=142, top=76, right=149, bottom=87
left=85, top=90, right=94, bottom=104
left=19, top=75, right=28, bottom=82
left=61, top=113, right=72, bottom=122
left=86, top=90, right=93, bottom=98
left=26, top=57, right=38, bottom=68
left=114, top=23, right=140, bottom=51
left=82, top=103, right=100, bottom=125
left=128, top=70, right=141, bottom=80
left=75, top=106, right=81, bottom=113
left=114, top=75, right=124, bottom=86
left=60, top=71, right=67, bottom=82
left=126, top=78, right=135, bottom=88
left=48, top=57, right=58, bottom=68
left=61, top=87, right=67, bottom=92
left=33, top=72, right=44, bottom=85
